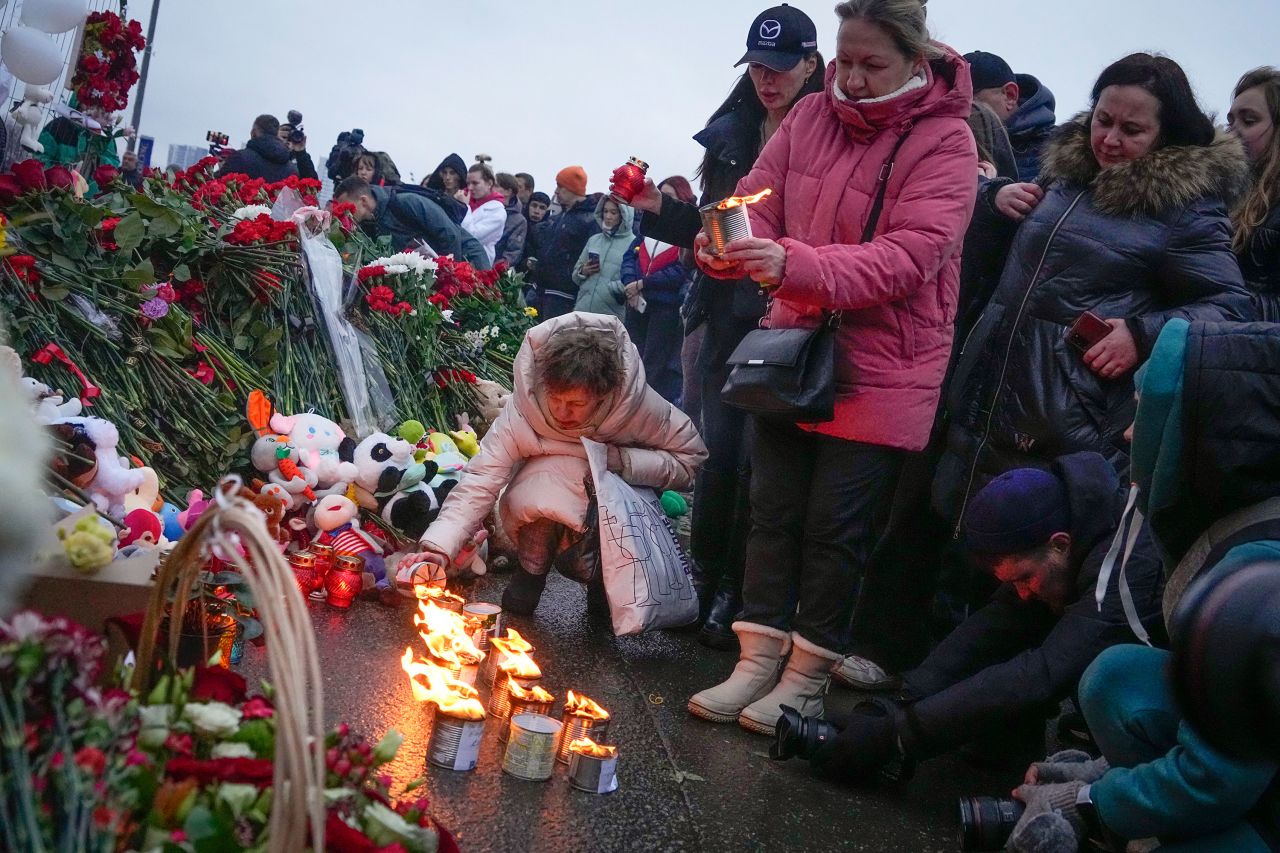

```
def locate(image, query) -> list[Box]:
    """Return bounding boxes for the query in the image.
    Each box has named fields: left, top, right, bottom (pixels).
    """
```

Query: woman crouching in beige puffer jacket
left=401, top=311, right=707, bottom=615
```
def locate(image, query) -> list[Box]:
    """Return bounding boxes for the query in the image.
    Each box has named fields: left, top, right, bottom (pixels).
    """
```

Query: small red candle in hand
left=609, top=156, right=649, bottom=204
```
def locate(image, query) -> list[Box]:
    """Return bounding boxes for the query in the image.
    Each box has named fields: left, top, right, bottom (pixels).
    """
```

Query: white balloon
left=1, top=27, right=64, bottom=85
left=20, top=0, right=88, bottom=34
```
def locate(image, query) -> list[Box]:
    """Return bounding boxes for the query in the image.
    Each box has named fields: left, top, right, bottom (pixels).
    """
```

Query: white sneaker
left=830, top=654, right=899, bottom=690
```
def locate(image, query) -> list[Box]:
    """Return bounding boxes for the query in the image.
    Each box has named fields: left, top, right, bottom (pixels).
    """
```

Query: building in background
left=165, top=143, right=205, bottom=171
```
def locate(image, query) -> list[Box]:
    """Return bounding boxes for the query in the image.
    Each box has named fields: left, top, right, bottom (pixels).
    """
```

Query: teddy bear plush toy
left=48, top=416, right=146, bottom=519
left=13, top=85, right=52, bottom=154
left=312, top=493, right=397, bottom=606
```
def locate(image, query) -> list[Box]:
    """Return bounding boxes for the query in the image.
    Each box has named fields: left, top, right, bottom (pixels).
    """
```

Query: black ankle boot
left=699, top=587, right=742, bottom=651
left=501, top=569, right=548, bottom=616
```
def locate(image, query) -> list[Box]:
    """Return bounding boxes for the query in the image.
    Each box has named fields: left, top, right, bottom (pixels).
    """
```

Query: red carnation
left=74, top=746, right=107, bottom=775
left=191, top=665, right=247, bottom=704
left=11, top=159, right=47, bottom=191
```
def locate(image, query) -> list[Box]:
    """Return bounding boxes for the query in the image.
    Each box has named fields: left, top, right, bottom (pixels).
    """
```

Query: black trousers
left=688, top=315, right=759, bottom=597
left=741, top=418, right=901, bottom=651
left=626, top=301, right=684, bottom=406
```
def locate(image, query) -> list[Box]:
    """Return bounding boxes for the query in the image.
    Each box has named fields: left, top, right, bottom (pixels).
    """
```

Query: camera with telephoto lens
left=771, top=704, right=839, bottom=761
left=349, top=128, right=365, bottom=146
left=958, top=796, right=1026, bottom=851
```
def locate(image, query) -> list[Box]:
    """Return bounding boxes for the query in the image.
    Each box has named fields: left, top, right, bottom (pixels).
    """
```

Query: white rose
left=211, top=741, right=255, bottom=759
left=183, top=701, right=243, bottom=737
left=137, top=704, right=174, bottom=749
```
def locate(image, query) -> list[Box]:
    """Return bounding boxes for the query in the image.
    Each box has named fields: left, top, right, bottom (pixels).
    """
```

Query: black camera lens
left=771, top=705, right=838, bottom=761
left=958, top=796, right=1025, bottom=851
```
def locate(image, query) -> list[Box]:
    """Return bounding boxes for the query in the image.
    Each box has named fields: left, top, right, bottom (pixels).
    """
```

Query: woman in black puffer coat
left=934, top=53, right=1251, bottom=531
left=1228, top=66, right=1280, bottom=320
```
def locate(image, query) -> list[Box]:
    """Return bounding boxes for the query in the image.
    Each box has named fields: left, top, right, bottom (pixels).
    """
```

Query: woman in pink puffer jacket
left=404, top=312, right=707, bottom=615
left=688, top=0, right=977, bottom=736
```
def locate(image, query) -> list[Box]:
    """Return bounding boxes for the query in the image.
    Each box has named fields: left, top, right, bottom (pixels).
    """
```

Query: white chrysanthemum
left=231, top=204, right=273, bottom=221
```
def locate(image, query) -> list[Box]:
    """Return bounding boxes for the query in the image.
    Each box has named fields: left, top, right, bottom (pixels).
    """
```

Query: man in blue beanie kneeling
left=798, top=451, right=1165, bottom=787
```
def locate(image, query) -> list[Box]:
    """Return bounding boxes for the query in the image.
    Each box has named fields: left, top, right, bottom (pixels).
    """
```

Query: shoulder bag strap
left=860, top=123, right=914, bottom=244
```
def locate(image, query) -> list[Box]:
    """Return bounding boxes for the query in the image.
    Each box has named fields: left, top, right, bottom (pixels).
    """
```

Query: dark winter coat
left=640, top=107, right=769, bottom=330
left=1237, top=202, right=1280, bottom=320
left=495, top=197, right=528, bottom=269
left=426, top=153, right=468, bottom=193
left=370, top=185, right=491, bottom=270
left=934, top=117, right=1252, bottom=527
left=292, top=149, right=319, bottom=182
left=901, top=451, right=1164, bottom=758
left=1006, top=73, right=1056, bottom=182
left=530, top=195, right=600, bottom=303
left=621, top=236, right=688, bottom=306
left=219, top=135, right=297, bottom=182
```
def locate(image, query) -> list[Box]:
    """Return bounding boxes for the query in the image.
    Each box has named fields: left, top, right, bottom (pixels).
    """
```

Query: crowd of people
left=211, top=0, right=1280, bottom=849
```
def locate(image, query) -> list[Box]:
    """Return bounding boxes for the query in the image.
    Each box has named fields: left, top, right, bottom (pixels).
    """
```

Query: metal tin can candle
left=484, top=629, right=535, bottom=687
left=489, top=673, right=541, bottom=720
left=498, top=682, right=556, bottom=743
left=568, top=738, right=620, bottom=794
left=462, top=602, right=503, bottom=652
left=503, top=713, right=562, bottom=781
left=557, top=691, right=611, bottom=763
left=427, top=705, right=485, bottom=772
left=698, top=189, right=773, bottom=255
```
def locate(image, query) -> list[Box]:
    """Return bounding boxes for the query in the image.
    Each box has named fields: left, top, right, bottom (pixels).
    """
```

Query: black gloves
left=810, top=698, right=906, bottom=782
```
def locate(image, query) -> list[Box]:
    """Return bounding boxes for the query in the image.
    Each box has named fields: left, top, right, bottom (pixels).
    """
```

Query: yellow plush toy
left=58, top=516, right=116, bottom=574
left=448, top=414, right=480, bottom=458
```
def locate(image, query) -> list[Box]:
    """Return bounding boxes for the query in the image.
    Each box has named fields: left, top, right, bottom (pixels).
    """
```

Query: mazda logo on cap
left=759, top=19, right=782, bottom=40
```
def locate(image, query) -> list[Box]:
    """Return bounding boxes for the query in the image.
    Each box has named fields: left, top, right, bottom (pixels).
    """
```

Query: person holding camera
left=1000, top=318, right=1280, bottom=853
left=219, top=114, right=297, bottom=182
left=780, top=451, right=1164, bottom=781
left=277, top=111, right=318, bottom=182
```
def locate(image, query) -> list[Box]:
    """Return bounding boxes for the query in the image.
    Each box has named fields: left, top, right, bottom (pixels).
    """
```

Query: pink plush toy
left=178, top=489, right=211, bottom=531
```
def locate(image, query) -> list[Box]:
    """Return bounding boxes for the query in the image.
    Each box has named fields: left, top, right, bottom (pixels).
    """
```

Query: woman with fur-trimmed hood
left=934, top=53, right=1251, bottom=529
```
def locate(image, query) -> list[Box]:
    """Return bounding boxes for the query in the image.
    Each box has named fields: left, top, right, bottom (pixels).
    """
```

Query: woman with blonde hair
left=1229, top=66, right=1280, bottom=319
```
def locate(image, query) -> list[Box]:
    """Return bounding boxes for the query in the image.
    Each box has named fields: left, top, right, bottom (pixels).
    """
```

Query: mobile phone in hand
left=588, top=252, right=600, bottom=264
left=1067, top=311, right=1112, bottom=353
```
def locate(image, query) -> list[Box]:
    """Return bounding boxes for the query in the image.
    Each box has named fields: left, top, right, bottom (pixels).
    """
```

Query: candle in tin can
left=699, top=189, right=773, bottom=255
left=568, top=738, right=620, bottom=794
left=462, top=602, right=503, bottom=652
left=502, top=713, right=562, bottom=781
left=427, top=705, right=485, bottom=771
left=498, top=682, right=556, bottom=743
left=489, top=673, right=540, bottom=720
left=558, top=691, right=611, bottom=763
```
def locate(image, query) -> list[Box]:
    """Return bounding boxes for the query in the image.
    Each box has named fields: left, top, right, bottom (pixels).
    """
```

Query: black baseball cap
left=964, top=51, right=1016, bottom=92
left=735, top=4, right=819, bottom=72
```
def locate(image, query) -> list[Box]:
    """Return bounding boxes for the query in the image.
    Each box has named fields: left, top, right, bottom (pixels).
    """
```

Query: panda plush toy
left=346, top=432, right=459, bottom=540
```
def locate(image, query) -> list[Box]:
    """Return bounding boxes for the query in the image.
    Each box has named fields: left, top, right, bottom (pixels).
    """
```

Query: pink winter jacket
left=420, top=312, right=707, bottom=559
left=722, top=49, right=977, bottom=451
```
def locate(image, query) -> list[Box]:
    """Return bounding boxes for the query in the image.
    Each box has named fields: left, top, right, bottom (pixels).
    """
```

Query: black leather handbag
left=720, top=130, right=913, bottom=423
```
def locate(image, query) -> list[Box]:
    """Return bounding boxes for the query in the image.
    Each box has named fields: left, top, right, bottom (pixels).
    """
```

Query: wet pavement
left=245, top=572, right=1011, bottom=853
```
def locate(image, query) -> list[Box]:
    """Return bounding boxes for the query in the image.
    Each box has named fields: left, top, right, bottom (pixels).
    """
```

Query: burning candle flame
left=399, top=647, right=485, bottom=721
left=569, top=737, right=618, bottom=759
left=498, top=648, right=542, bottom=679
left=490, top=628, right=533, bottom=656
left=415, top=584, right=466, bottom=608
left=414, top=598, right=485, bottom=667
left=510, top=681, right=555, bottom=704
left=717, top=188, right=772, bottom=210
left=565, top=691, right=610, bottom=720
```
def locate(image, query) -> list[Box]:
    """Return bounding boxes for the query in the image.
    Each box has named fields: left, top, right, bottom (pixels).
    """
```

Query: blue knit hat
left=963, top=468, right=1071, bottom=556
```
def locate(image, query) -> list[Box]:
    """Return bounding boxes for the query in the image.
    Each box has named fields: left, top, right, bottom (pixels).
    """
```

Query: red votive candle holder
left=325, top=554, right=364, bottom=609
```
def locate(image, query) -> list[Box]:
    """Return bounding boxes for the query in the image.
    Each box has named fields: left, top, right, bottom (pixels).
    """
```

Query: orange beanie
left=555, top=165, right=588, bottom=197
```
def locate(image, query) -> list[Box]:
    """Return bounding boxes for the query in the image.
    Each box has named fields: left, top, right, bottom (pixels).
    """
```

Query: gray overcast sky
left=132, top=0, right=1278, bottom=192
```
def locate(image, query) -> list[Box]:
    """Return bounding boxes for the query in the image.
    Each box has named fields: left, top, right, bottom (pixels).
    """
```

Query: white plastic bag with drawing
left=582, top=438, right=698, bottom=635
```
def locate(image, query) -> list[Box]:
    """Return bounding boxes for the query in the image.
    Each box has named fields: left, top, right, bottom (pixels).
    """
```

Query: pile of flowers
left=0, top=610, right=456, bottom=852
left=0, top=149, right=533, bottom=499
left=71, top=11, right=147, bottom=114
left=353, top=254, right=532, bottom=425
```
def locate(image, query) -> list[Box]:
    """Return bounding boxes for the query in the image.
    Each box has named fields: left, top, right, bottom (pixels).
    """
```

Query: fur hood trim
left=1041, top=112, right=1249, bottom=217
